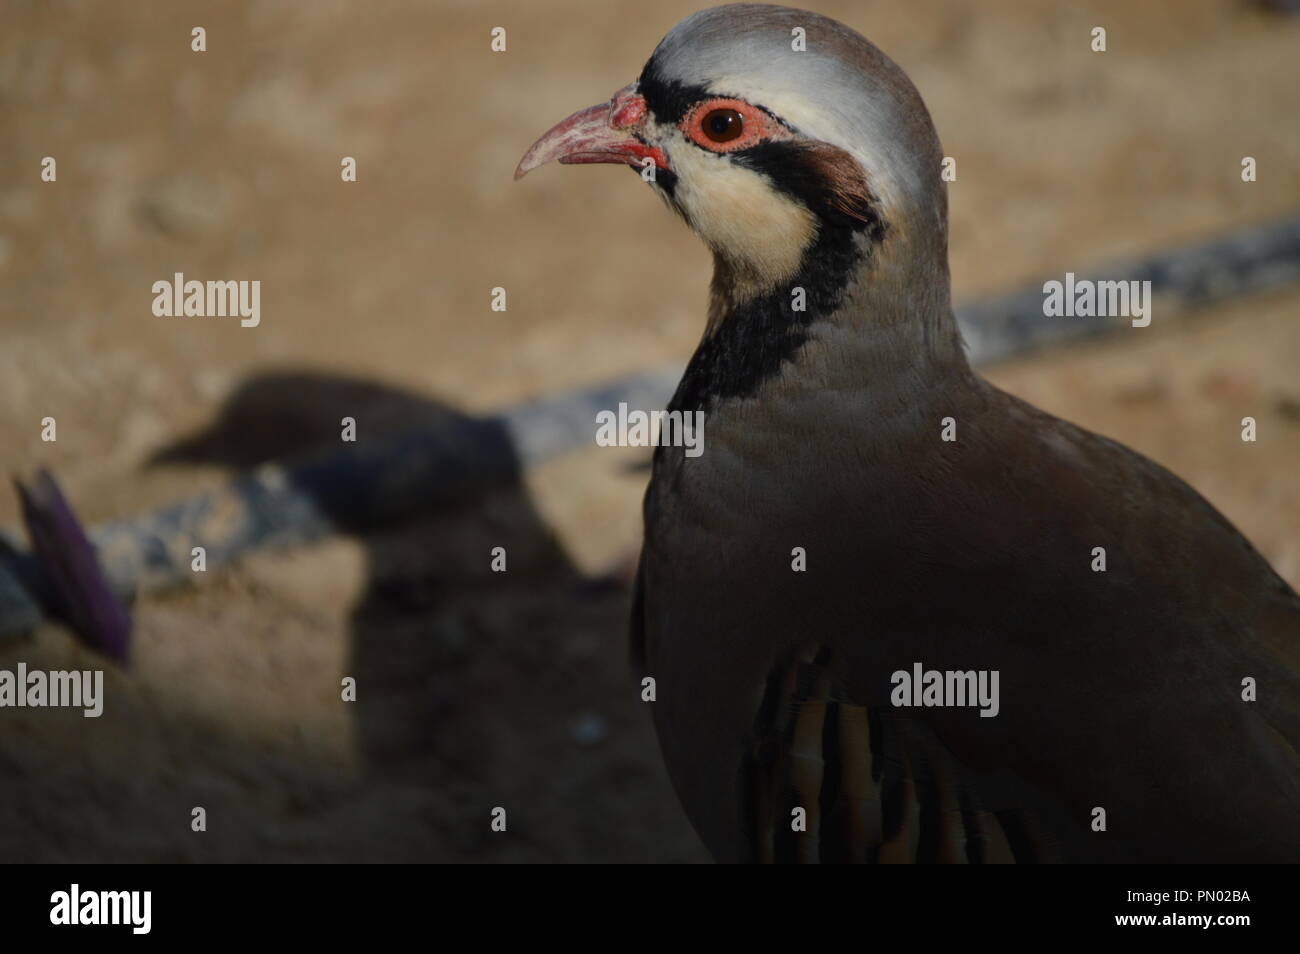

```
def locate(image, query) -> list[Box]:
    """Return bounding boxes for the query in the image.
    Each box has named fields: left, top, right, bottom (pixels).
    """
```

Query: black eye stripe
left=730, top=141, right=884, bottom=235
left=638, top=54, right=796, bottom=138
left=638, top=56, right=710, bottom=125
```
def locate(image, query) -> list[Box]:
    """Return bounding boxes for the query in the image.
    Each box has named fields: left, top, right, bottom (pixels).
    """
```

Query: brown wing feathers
left=747, top=646, right=1042, bottom=863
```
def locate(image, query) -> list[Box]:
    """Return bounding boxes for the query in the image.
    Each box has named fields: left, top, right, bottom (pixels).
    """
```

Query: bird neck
left=668, top=216, right=968, bottom=419
left=651, top=225, right=975, bottom=542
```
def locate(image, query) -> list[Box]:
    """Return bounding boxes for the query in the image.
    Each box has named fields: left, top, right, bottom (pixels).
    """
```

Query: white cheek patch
left=662, top=137, right=816, bottom=298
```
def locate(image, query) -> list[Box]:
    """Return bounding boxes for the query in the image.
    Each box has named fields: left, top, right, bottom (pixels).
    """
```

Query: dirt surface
left=1, top=0, right=1297, bottom=862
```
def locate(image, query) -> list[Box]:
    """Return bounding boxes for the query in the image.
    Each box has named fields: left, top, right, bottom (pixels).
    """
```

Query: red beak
left=515, top=84, right=670, bottom=180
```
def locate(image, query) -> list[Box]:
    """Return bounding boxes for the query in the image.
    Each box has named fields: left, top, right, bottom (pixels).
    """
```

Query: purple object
left=14, top=470, right=132, bottom=664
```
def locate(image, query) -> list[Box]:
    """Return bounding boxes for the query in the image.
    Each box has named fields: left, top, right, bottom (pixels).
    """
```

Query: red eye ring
left=680, top=98, right=785, bottom=153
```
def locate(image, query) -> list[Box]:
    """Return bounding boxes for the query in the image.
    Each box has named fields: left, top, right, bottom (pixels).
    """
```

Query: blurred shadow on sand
left=152, top=371, right=603, bottom=783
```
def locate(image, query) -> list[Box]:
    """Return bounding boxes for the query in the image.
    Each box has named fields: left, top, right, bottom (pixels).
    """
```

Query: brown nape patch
left=798, top=141, right=880, bottom=229
left=731, top=139, right=885, bottom=239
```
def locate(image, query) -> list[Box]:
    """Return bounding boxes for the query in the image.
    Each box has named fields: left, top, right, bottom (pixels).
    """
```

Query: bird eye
left=701, top=108, right=743, bottom=143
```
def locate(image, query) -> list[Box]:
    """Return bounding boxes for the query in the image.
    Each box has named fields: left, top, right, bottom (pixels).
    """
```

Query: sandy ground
left=1, top=0, right=1298, bottom=862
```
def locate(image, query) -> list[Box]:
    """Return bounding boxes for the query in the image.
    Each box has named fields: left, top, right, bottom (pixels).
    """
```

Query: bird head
left=517, top=5, right=949, bottom=307
left=518, top=4, right=962, bottom=413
